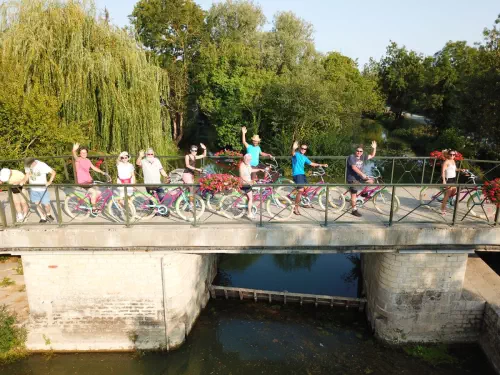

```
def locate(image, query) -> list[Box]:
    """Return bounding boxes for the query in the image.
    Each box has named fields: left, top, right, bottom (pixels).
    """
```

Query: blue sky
left=95, top=0, right=499, bottom=67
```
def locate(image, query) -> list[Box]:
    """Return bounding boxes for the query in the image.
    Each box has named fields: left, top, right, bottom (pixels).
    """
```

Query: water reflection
left=272, top=254, right=319, bottom=271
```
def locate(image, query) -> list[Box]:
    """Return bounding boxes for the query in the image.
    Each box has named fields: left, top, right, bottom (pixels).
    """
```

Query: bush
left=0, top=305, right=28, bottom=364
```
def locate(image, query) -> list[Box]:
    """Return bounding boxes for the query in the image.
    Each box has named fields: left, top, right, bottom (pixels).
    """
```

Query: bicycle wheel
left=317, top=188, right=346, bottom=213
left=220, top=193, right=247, bottom=219
left=175, top=194, right=206, bottom=222
left=131, top=192, right=158, bottom=221
left=373, top=189, right=400, bottom=215
left=266, top=193, right=293, bottom=221
left=419, top=187, right=444, bottom=208
left=467, top=190, right=498, bottom=221
left=205, top=192, right=225, bottom=212
left=106, top=197, right=136, bottom=223
left=64, top=192, right=91, bottom=220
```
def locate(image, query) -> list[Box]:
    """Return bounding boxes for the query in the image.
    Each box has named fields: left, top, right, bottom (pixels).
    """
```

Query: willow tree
left=0, top=0, right=174, bottom=156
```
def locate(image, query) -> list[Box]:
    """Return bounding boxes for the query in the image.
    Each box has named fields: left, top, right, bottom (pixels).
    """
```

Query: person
left=20, top=158, right=56, bottom=223
left=241, top=127, right=273, bottom=180
left=0, top=168, right=29, bottom=222
left=136, top=148, right=169, bottom=202
left=182, top=144, right=207, bottom=207
left=72, top=143, right=108, bottom=214
left=116, top=151, right=135, bottom=199
left=239, top=153, right=268, bottom=219
left=291, top=141, right=328, bottom=216
left=346, top=141, right=377, bottom=217
left=440, top=149, right=464, bottom=216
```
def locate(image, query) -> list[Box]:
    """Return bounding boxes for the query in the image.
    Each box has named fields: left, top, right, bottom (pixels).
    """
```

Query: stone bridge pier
left=362, top=252, right=484, bottom=343
left=22, top=252, right=217, bottom=351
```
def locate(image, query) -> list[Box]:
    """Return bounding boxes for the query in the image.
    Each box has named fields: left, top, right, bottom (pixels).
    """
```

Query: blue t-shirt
left=246, top=145, right=261, bottom=167
left=292, top=152, right=311, bottom=176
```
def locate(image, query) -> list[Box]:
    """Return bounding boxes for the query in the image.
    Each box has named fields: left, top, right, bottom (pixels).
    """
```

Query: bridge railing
left=0, top=181, right=498, bottom=229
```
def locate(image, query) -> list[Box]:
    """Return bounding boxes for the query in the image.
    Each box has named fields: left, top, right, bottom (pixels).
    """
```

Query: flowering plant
left=213, top=150, right=243, bottom=166
left=429, top=150, right=464, bottom=165
left=483, top=178, right=500, bottom=207
left=199, top=173, right=241, bottom=193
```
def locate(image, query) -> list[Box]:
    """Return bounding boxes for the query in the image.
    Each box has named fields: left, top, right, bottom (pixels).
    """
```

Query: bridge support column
left=22, top=252, right=217, bottom=351
left=362, top=253, right=484, bottom=343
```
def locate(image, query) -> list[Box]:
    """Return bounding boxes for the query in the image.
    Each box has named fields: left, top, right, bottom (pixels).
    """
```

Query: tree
left=131, top=0, right=206, bottom=144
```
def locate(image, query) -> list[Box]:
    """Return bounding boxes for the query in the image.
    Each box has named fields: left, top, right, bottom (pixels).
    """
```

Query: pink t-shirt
left=75, top=158, right=93, bottom=184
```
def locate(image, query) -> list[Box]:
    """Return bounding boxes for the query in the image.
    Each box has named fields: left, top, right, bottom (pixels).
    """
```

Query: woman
left=72, top=143, right=108, bottom=214
left=440, top=149, right=463, bottom=215
left=239, top=153, right=267, bottom=219
left=116, top=151, right=135, bottom=199
left=0, top=168, right=29, bottom=222
left=182, top=144, right=207, bottom=206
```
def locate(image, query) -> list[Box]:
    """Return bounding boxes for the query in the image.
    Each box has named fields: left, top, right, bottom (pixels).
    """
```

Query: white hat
left=0, top=168, right=11, bottom=183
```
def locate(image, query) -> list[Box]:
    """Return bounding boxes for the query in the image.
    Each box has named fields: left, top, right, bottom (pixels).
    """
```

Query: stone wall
left=23, top=252, right=217, bottom=351
left=480, top=303, right=500, bottom=374
left=362, top=253, right=485, bottom=343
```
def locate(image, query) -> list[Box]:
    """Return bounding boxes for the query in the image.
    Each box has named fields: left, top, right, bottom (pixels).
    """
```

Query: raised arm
left=367, top=141, right=377, bottom=160
left=72, top=143, right=79, bottom=161
left=196, top=143, right=207, bottom=160
left=136, top=150, right=144, bottom=167
left=291, top=141, right=299, bottom=156
left=46, top=169, right=56, bottom=186
left=241, top=127, right=249, bottom=149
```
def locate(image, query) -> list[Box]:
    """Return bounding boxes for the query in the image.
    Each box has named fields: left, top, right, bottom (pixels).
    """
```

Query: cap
left=0, top=168, right=11, bottom=182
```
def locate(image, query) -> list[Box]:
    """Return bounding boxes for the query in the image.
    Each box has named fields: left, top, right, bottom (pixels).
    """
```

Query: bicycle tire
left=467, top=189, right=497, bottom=221
left=64, top=192, right=91, bottom=220
left=220, top=193, right=247, bottom=219
left=131, top=192, right=158, bottom=221
left=419, top=187, right=443, bottom=207
left=205, top=192, right=225, bottom=212
left=106, top=197, right=136, bottom=223
left=317, top=188, right=346, bottom=213
left=266, top=193, right=293, bottom=221
left=175, top=194, right=206, bottom=221
left=373, top=189, right=400, bottom=215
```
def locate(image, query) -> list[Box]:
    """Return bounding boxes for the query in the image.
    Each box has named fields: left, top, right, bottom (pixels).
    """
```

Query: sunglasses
left=300, top=147, right=308, bottom=151
left=450, top=153, right=456, bottom=156
left=190, top=149, right=198, bottom=152
left=121, top=155, right=129, bottom=159
left=146, top=153, right=154, bottom=156
left=356, top=150, right=363, bottom=153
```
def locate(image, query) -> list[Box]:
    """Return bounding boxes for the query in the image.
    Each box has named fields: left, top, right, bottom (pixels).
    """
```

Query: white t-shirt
left=25, top=161, right=53, bottom=192
left=141, top=157, right=163, bottom=184
left=117, top=163, right=134, bottom=182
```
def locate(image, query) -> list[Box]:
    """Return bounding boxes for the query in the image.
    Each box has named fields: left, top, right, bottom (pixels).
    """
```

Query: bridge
left=0, top=155, right=499, bottom=371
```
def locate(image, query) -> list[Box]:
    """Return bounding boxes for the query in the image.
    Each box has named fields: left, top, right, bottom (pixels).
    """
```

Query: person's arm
left=442, top=161, right=448, bottom=183
left=242, top=127, right=249, bottom=149
left=90, top=163, right=106, bottom=175
left=131, top=170, right=136, bottom=184
left=260, top=150, right=273, bottom=158
left=310, top=162, right=328, bottom=168
left=72, top=143, right=79, bottom=161
left=352, top=165, right=367, bottom=180
left=136, top=150, right=144, bottom=167
left=291, top=141, right=298, bottom=156
left=367, top=141, right=377, bottom=160
left=19, top=171, right=30, bottom=186
left=46, top=169, right=56, bottom=186
left=196, top=143, right=207, bottom=160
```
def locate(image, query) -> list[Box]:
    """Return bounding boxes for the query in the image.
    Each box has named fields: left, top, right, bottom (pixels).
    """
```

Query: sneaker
left=39, top=218, right=47, bottom=223
left=247, top=213, right=255, bottom=219
left=16, top=213, right=23, bottom=223
left=351, top=210, right=362, bottom=217
left=46, top=214, right=55, bottom=222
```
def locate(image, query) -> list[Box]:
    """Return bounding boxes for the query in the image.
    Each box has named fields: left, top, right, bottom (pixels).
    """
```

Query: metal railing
left=0, top=181, right=498, bottom=229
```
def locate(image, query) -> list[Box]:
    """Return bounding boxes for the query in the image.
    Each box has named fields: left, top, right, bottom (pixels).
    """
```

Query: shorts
left=30, top=190, right=50, bottom=205
left=11, top=186, right=22, bottom=194
left=347, top=179, right=362, bottom=194
left=241, top=185, right=252, bottom=193
left=446, top=178, right=457, bottom=184
left=293, top=174, right=308, bottom=185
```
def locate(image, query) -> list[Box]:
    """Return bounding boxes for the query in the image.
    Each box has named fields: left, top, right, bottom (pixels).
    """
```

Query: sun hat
left=0, top=168, right=10, bottom=182
left=251, top=135, right=261, bottom=142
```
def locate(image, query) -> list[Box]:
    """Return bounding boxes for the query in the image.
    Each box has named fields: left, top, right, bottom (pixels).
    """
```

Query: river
left=1, top=254, right=494, bottom=374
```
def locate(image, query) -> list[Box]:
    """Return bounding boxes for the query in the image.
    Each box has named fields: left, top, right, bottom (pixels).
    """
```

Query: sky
left=95, top=0, right=499, bottom=67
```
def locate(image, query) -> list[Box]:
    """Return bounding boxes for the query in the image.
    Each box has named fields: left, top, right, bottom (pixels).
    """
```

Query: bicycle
left=419, top=170, right=497, bottom=220
left=63, top=180, right=136, bottom=223
left=219, top=178, right=293, bottom=221
left=276, top=167, right=346, bottom=213
left=344, top=167, right=400, bottom=215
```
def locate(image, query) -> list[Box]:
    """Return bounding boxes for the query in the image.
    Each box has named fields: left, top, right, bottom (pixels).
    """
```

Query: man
left=346, top=141, right=377, bottom=217
left=0, top=168, right=29, bottom=222
left=136, top=148, right=169, bottom=203
left=241, top=126, right=273, bottom=180
left=291, top=141, right=328, bottom=215
left=20, top=157, right=56, bottom=223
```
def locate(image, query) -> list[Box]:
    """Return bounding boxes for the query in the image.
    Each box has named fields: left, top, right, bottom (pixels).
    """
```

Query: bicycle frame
left=72, top=186, right=114, bottom=213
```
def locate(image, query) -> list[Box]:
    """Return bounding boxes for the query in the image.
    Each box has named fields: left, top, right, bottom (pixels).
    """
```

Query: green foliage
left=0, top=0, right=175, bottom=158
left=0, top=305, right=27, bottom=364
left=403, top=344, right=457, bottom=366
left=0, top=278, right=15, bottom=288
left=14, top=259, right=23, bottom=276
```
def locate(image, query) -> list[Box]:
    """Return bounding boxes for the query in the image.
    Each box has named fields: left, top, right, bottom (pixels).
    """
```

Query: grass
left=0, top=305, right=28, bottom=364
left=14, top=259, right=23, bottom=275
left=0, top=277, right=15, bottom=288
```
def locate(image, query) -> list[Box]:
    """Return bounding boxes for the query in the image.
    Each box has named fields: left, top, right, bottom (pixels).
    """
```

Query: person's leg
left=246, top=191, right=253, bottom=217
left=12, top=193, right=23, bottom=221
left=30, top=191, right=46, bottom=221
left=294, top=188, right=304, bottom=214
left=350, top=184, right=362, bottom=217
left=440, top=187, right=456, bottom=214
left=183, top=173, right=195, bottom=208
left=42, top=191, right=53, bottom=219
